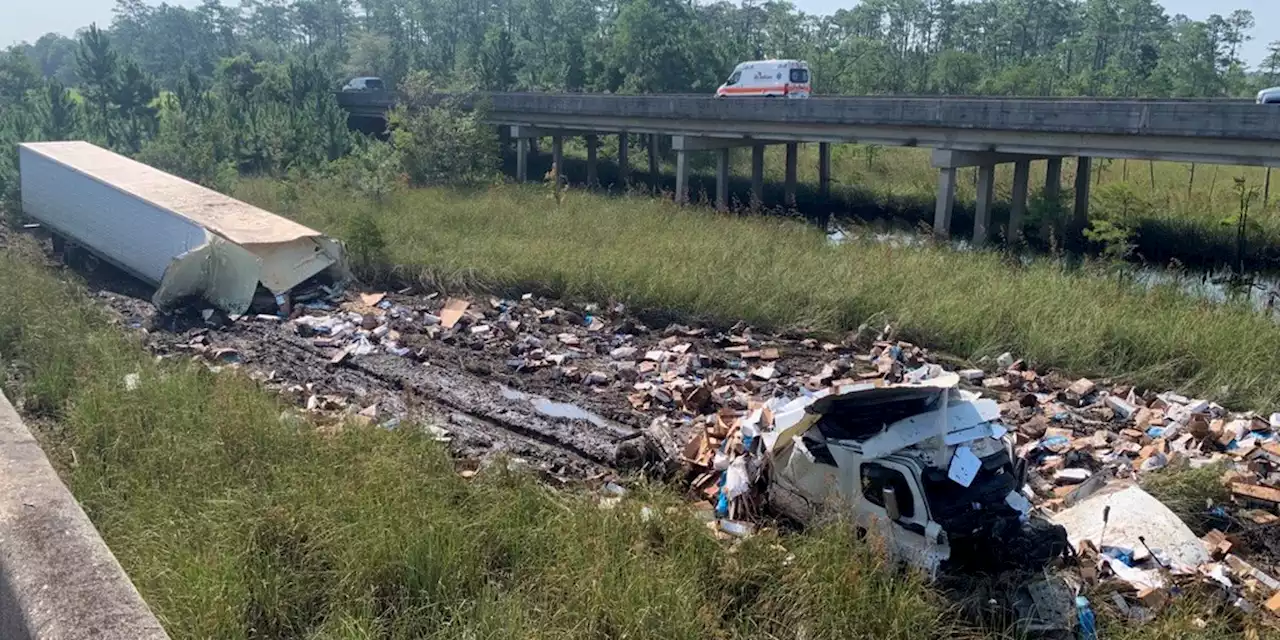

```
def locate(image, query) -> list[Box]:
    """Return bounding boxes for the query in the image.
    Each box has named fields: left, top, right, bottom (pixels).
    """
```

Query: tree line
left=2, top=0, right=1279, bottom=210
left=13, top=0, right=1280, bottom=98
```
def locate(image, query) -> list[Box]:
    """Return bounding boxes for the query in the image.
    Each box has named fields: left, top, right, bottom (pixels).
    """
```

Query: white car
left=341, top=77, right=385, bottom=92
left=1257, top=86, right=1280, bottom=104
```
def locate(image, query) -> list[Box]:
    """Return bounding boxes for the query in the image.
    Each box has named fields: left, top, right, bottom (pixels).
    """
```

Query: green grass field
left=238, top=178, right=1280, bottom=412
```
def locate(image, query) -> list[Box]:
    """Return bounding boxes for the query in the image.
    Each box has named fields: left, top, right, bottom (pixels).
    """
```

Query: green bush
left=389, top=71, right=498, bottom=186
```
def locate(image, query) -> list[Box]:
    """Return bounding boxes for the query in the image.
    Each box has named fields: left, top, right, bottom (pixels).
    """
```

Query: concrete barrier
left=0, top=390, right=170, bottom=640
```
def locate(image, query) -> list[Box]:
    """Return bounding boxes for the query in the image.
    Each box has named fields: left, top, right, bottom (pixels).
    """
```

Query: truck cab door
left=854, top=460, right=950, bottom=575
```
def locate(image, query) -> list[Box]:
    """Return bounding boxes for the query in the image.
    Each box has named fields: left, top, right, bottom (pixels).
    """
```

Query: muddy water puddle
left=498, top=385, right=613, bottom=429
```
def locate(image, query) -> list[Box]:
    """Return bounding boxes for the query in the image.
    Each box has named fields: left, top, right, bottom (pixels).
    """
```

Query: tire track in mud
left=340, top=353, right=641, bottom=466
left=195, top=325, right=640, bottom=477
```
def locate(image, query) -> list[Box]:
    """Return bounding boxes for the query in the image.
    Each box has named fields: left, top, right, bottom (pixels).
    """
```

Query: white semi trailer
left=18, top=141, right=348, bottom=315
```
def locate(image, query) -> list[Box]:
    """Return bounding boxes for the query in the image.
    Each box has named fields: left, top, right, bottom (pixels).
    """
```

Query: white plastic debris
left=1052, top=482, right=1211, bottom=570
left=123, top=373, right=141, bottom=391
left=947, top=445, right=982, bottom=487
left=724, top=456, right=752, bottom=499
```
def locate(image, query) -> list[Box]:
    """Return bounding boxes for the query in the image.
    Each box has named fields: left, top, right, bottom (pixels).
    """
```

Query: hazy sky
left=4, top=0, right=1276, bottom=66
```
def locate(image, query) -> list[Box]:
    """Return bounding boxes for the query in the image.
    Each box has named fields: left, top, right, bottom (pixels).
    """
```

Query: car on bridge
left=716, top=60, right=811, bottom=99
left=1258, top=86, right=1280, bottom=104
left=341, top=76, right=385, bottom=92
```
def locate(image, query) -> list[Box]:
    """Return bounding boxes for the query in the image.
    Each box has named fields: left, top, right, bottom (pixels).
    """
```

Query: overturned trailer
left=18, top=141, right=349, bottom=315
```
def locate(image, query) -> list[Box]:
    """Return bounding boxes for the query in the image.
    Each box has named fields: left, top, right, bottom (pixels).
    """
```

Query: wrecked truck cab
left=765, top=374, right=1065, bottom=576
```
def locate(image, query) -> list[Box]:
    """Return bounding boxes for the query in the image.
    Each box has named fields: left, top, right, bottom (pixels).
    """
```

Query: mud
left=85, top=256, right=858, bottom=481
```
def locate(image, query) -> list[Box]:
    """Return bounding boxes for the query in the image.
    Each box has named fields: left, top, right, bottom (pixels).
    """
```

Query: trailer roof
left=19, top=141, right=322, bottom=245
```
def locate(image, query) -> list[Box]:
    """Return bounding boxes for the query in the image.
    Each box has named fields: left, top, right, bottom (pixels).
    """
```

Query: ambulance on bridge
left=715, top=60, right=811, bottom=98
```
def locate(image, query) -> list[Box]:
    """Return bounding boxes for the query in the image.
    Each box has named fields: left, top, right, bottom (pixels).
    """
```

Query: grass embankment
left=555, top=138, right=1280, bottom=270
left=240, top=179, right=1280, bottom=411
left=0, top=239, right=954, bottom=638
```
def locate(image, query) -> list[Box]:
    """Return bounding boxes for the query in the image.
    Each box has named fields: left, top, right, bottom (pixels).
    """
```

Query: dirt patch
left=86, top=260, right=869, bottom=482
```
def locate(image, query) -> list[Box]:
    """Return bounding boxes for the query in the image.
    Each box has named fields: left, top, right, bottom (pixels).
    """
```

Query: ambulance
left=715, top=60, right=812, bottom=98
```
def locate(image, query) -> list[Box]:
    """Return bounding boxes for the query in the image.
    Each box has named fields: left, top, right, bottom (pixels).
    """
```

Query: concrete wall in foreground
left=0, top=390, right=170, bottom=640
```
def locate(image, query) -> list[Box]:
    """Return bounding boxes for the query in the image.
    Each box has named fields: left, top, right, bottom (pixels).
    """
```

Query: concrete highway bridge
left=337, top=91, right=1280, bottom=245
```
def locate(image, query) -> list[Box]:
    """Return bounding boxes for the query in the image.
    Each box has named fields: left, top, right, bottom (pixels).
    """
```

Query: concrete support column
left=516, top=137, right=530, bottom=183
left=1045, top=157, right=1063, bottom=202
left=751, top=144, right=766, bottom=209
left=648, top=134, right=660, bottom=192
left=973, top=164, right=996, bottom=247
left=551, top=135, right=564, bottom=184
left=675, top=149, right=690, bottom=205
left=585, top=134, right=599, bottom=187
left=818, top=142, right=831, bottom=200
left=784, top=143, right=799, bottom=207
left=716, top=148, right=731, bottom=211
left=1073, top=156, right=1092, bottom=234
left=1009, top=160, right=1030, bottom=244
left=618, top=132, right=630, bottom=186
left=934, top=167, right=957, bottom=238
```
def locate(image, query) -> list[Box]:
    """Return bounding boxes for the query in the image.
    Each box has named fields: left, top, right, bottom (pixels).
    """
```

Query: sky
left=4, top=0, right=1276, bottom=67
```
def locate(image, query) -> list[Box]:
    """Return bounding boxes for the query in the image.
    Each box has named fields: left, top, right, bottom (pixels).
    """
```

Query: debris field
left=92, top=279, right=1280, bottom=628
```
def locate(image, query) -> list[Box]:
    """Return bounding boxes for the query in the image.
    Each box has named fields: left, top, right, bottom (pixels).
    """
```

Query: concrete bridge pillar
left=1045, top=157, right=1063, bottom=202
left=516, top=137, right=530, bottom=182
left=648, top=134, right=660, bottom=193
left=675, top=148, right=689, bottom=204
left=586, top=135, right=599, bottom=187
left=551, top=135, right=564, bottom=182
left=510, top=125, right=543, bottom=183
left=973, top=164, right=996, bottom=246
left=1073, top=156, right=1092, bottom=237
left=1009, top=159, right=1031, bottom=244
left=934, top=167, right=957, bottom=238
left=751, top=144, right=766, bottom=209
left=933, top=149, right=1052, bottom=244
left=618, top=132, right=630, bottom=186
left=785, top=143, right=799, bottom=207
left=716, top=148, right=731, bottom=211
left=818, top=143, right=831, bottom=199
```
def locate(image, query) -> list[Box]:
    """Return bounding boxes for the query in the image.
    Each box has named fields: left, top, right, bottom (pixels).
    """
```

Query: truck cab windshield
left=921, top=448, right=1017, bottom=531
left=790, top=69, right=809, bottom=83
left=726, top=71, right=741, bottom=85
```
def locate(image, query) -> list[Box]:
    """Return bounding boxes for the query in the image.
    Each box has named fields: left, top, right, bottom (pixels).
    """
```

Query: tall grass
left=239, top=178, right=1280, bottom=411
left=0, top=239, right=958, bottom=638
